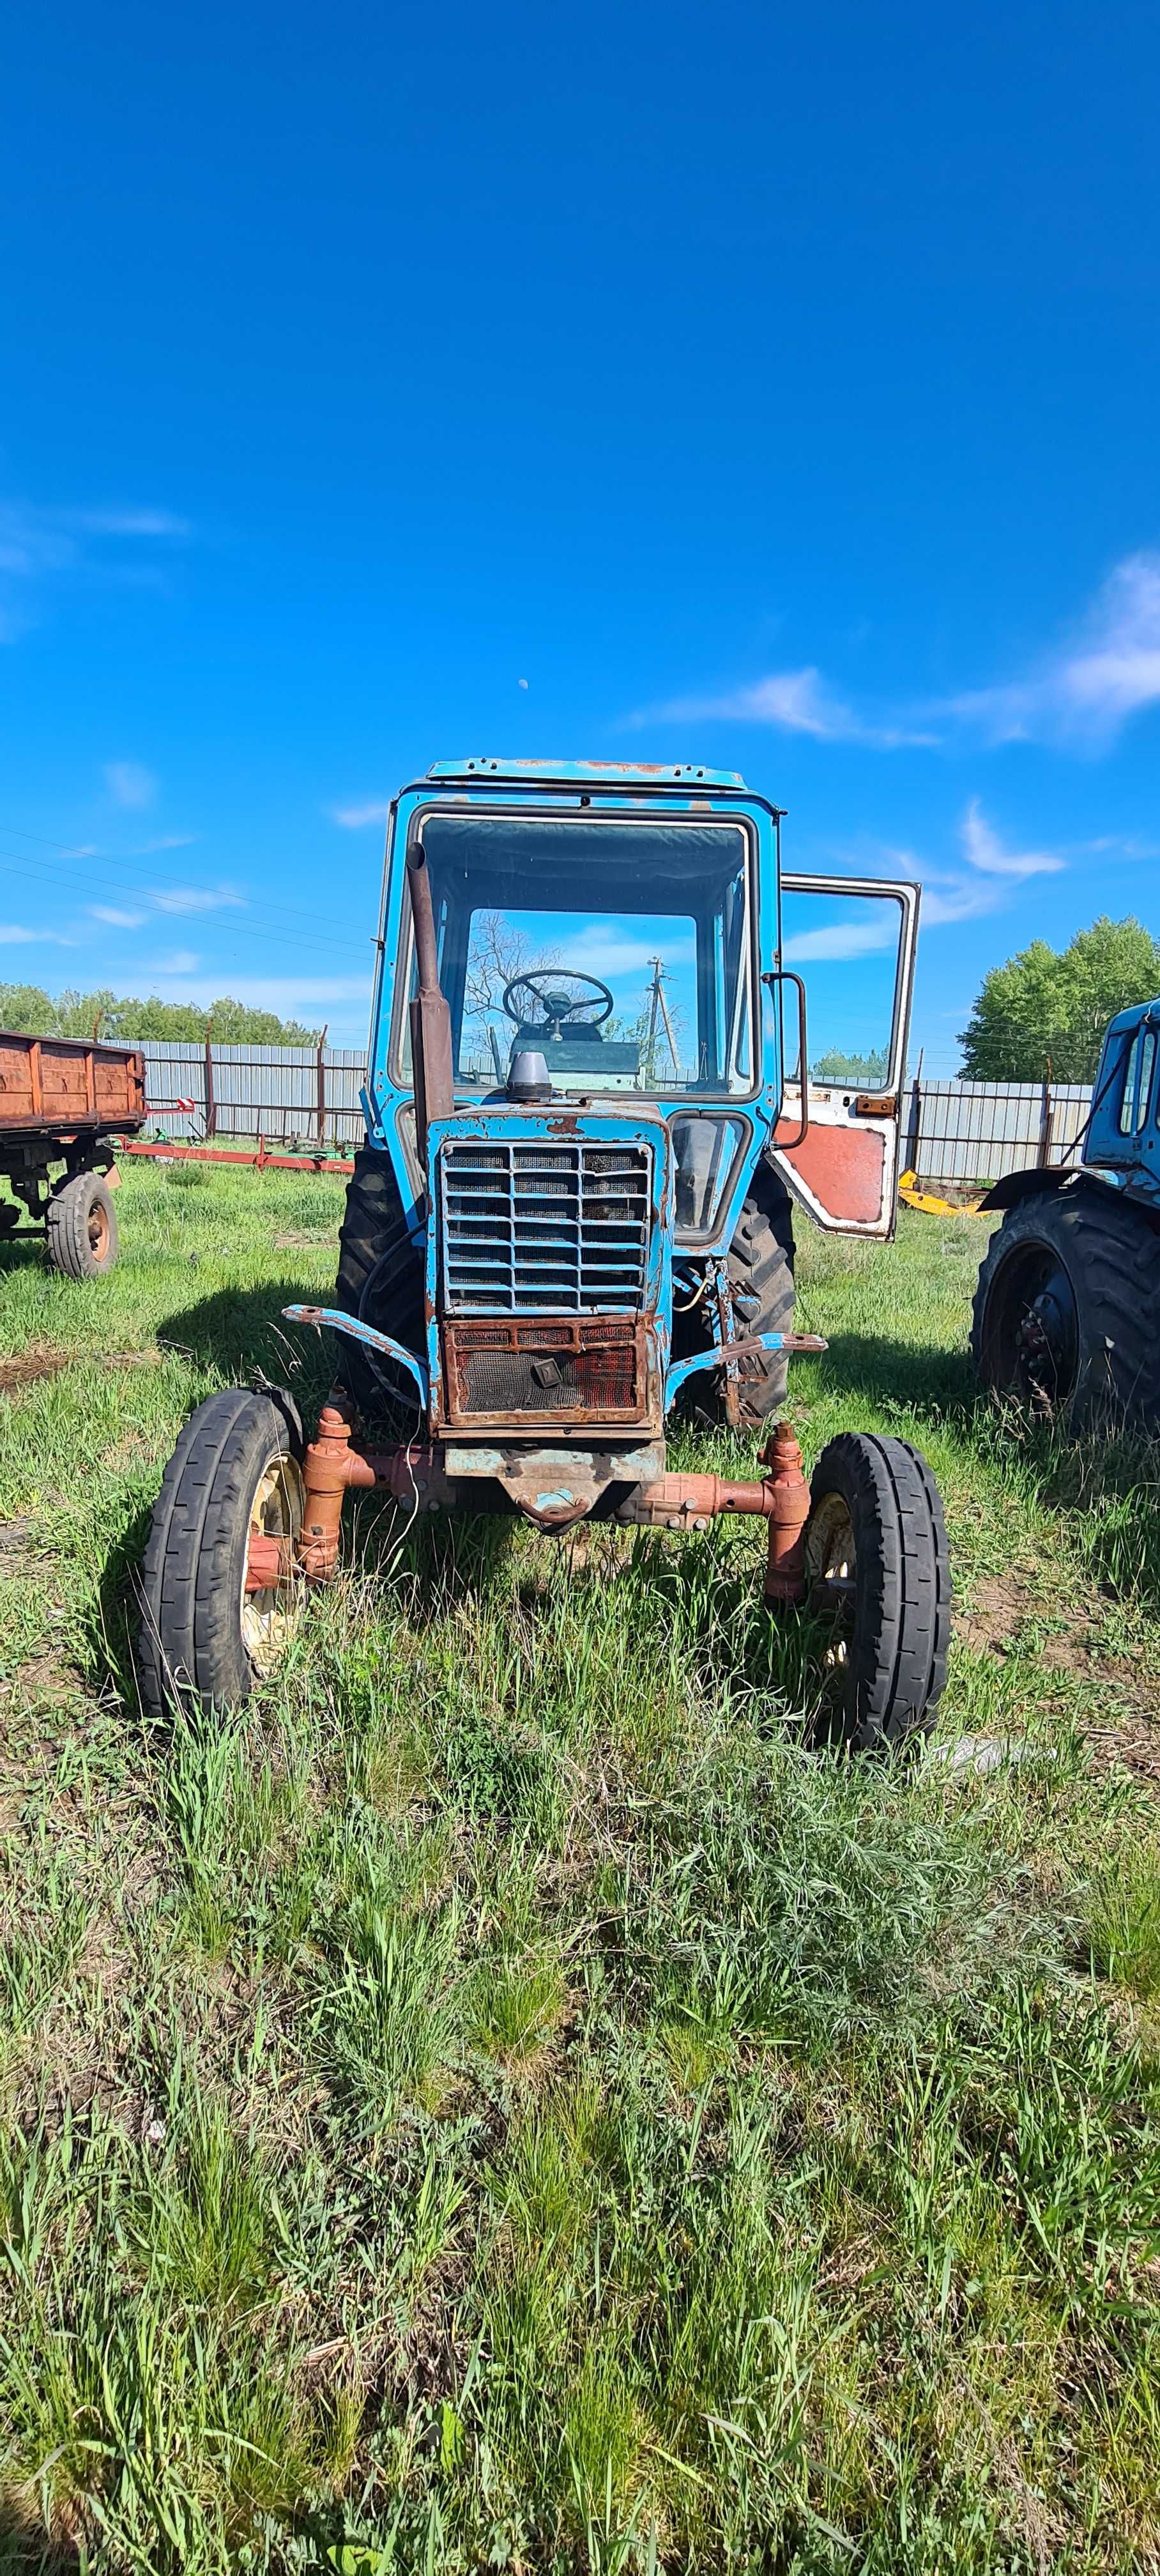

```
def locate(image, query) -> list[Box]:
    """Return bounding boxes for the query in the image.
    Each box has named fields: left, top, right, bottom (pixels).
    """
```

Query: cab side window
left=1118, top=1026, right=1156, bottom=1135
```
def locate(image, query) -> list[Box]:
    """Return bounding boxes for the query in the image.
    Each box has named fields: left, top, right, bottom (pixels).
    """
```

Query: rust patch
left=774, top=1117, right=886, bottom=1225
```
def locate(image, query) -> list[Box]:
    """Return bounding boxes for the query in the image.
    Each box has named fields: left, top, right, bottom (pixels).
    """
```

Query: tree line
left=0, top=983, right=321, bottom=1048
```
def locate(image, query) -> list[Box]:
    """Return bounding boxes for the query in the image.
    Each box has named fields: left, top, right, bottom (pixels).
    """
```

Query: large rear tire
left=673, top=1163, right=796, bottom=1427
left=804, top=1432, right=950, bottom=1749
left=45, top=1170, right=118, bottom=1278
left=972, top=1186, right=1160, bottom=1431
left=333, top=1147, right=427, bottom=1432
left=138, top=1389, right=304, bottom=1718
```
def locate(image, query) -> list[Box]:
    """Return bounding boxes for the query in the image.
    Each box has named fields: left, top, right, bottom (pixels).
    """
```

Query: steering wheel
left=501, top=969, right=615, bottom=1034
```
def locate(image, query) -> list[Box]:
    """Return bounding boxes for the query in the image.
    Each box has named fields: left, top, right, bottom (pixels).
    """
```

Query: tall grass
left=1, top=1172, right=1159, bottom=2566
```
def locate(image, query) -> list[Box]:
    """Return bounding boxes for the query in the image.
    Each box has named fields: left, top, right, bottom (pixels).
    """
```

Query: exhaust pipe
left=406, top=841, right=455, bottom=1156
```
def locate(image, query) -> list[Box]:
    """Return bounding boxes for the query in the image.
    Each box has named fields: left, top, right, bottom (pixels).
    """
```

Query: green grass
left=2, top=1163, right=1160, bottom=2570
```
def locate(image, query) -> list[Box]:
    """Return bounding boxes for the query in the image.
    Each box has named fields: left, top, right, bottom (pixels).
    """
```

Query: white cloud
left=0, top=499, right=190, bottom=641
left=138, top=832, right=197, bottom=854
left=90, top=904, right=145, bottom=928
left=105, top=760, right=156, bottom=810
left=560, top=924, right=697, bottom=981
left=332, top=800, right=392, bottom=828
left=941, top=553, right=1160, bottom=749
left=783, top=917, right=900, bottom=963
left=70, top=508, right=190, bottom=538
left=147, top=949, right=201, bottom=974
left=959, top=797, right=1065, bottom=878
left=151, top=885, right=244, bottom=914
left=0, top=922, right=73, bottom=946
left=627, top=665, right=936, bottom=749
left=830, top=801, right=1066, bottom=936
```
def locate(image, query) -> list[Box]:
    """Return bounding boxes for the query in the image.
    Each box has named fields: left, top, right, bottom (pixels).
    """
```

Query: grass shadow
left=813, top=1328, right=977, bottom=1421
left=0, top=2501, right=83, bottom=2570
left=156, top=1279, right=338, bottom=1399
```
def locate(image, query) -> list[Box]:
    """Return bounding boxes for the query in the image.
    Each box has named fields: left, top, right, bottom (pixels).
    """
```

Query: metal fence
left=141, top=1039, right=367, bottom=1147
left=138, top=1044, right=1095, bottom=1189
left=901, top=1076, right=1091, bottom=1189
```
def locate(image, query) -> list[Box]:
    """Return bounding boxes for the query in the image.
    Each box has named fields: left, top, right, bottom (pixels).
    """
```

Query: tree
left=958, top=917, right=1160, bottom=1083
left=0, top=985, right=321, bottom=1046
left=812, top=1045, right=889, bottom=1087
left=0, top=983, right=56, bottom=1034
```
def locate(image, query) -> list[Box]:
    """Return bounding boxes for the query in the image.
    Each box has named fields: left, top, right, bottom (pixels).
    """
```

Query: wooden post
left=204, top=1023, right=216, bottom=1139
left=316, top=1024, right=328, bottom=1147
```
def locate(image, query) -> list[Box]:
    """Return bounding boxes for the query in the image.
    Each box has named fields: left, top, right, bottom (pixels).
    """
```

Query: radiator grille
left=443, top=1318, right=643, bottom=1420
left=439, top=1138, right=651, bottom=1312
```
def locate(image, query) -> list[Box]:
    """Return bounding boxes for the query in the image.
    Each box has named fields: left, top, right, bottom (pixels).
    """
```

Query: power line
left=0, top=809, right=381, bottom=953
left=0, top=846, right=374, bottom=969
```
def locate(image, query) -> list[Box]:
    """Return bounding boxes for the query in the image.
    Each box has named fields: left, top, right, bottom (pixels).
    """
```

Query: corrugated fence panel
left=141, top=1041, right=367, bottom=1144
left=138, top=1048, right=1095, bottom=1186
left=902, top=1079, right=1092, bottom=1186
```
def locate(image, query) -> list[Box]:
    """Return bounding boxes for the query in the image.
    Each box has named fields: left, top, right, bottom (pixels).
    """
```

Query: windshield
left=395, top=812, right=755, bottom=1095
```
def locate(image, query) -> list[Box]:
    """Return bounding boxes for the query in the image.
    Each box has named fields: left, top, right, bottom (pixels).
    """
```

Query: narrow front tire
left=804, top=1432, right=950, bottom=1749
left=138, top=1389, right=305, bottom=1718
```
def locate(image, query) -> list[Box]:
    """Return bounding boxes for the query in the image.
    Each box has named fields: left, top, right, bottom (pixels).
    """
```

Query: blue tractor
left=139, top=760, right=950, bottom=1749
left=973, top=999, right=1160, bottom=1428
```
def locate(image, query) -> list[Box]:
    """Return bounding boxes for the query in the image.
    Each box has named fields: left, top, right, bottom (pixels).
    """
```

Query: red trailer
left=0, top=1029, right=146, bottom=1275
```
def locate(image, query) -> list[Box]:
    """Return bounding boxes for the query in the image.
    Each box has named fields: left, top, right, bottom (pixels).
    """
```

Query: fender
left=979, top=1164, right=1160, bottom=1226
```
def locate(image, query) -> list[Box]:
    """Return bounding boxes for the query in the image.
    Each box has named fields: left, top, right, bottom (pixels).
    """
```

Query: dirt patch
left=0, top=1345, right=70, bottom=1393
left=957, top=1567, right=1160, bottom=1782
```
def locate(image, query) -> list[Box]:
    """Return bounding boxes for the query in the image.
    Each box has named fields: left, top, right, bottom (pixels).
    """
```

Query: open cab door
left=767, top=873, right=919, bottom=1236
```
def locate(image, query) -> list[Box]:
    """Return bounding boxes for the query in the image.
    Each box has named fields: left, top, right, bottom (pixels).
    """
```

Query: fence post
left=1038, top=1059, right=1054, bottom=1169
left=903, top=1050, right=923, bottom=1177
left=204, top=1025, right=217, bottom=1139
left=316, top=1024, right=328, bottom=1147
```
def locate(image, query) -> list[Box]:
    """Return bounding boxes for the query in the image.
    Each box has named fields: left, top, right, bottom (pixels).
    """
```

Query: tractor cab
left=1082, top=999, right=1160, bottom=1194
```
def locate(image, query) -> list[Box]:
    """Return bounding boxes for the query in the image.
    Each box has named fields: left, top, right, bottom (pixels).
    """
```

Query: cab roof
left=426, top=756, right=747, bottom=789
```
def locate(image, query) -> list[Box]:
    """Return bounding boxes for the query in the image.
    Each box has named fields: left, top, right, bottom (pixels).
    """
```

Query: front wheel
left=804, top=1432, right=950, bottom=1749
left=138, top=1389, right=305, bottom=1717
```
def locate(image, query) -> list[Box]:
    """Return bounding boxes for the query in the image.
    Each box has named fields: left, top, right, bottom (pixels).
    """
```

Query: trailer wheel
left=804, top=1433, right=950, bottom=1749
left=972, top=1186, right=1160, bottom=1430
left=674, top=1163, right=795, bottom=1425
left=45, top=1170, right=119, bottom=1278
left=333, top=1146, right=426, bottom=1430
left=138, top=1389, right=304, bottom=1718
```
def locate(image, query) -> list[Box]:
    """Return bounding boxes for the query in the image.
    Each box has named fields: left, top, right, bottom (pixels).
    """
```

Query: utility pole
left=643, top=957, right=680, bottom=1085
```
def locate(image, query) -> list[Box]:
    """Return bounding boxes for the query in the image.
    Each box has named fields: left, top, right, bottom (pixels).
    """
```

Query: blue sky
left=1, top=0, right=1158, bottom=1062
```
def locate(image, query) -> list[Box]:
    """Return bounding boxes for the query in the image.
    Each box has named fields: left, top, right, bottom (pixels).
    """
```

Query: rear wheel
left=804, top=1432, right=950, bottom=1749
left=45, top=1169, right=118, bottom=1278
left=673, top=1163, right=796, bottom=1426
left=138, top=1388, right=304, bottom=1717
left=972, top=1186, right=1160, bottom=1430
left=333, top=1147, right=426, bottom=1432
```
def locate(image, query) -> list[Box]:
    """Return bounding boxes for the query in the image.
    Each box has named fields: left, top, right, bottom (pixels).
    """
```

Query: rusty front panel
left=39, top=1046, right=93, bottom=1123
left=0, top=1034, right=36, bottom=1126
left=773, top=1115, right=887, bottom=1227
left=439, top=1314, right=655, bottom=1430
left=0, top=1032, right=146, bottom=1133
left=94, top=1045, right=146, bottom=1120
